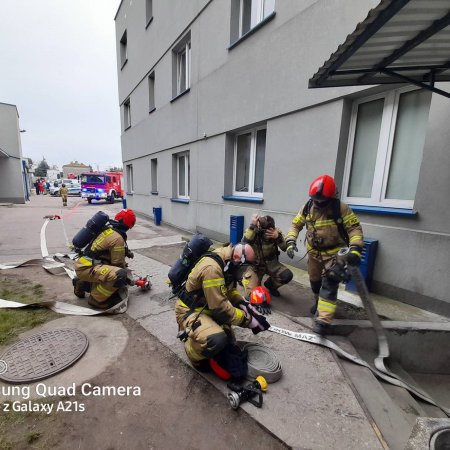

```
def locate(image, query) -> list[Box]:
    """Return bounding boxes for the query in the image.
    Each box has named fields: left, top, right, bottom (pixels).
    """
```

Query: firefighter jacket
left=59, top=186, right=69, bottom=197
left=75, top=228, right=127, bottom=270
left=243, top=225, right=288, bottom=265
left=286, top=200, right=363, bottom=256
left=183, top=245, right=251, bottom=328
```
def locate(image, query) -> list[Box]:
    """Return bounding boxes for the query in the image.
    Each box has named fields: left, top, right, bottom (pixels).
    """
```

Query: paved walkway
left=3, top=195, right=448, bottom=449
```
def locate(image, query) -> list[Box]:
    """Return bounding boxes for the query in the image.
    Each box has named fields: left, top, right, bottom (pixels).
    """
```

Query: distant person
left=38, top=180, right=44, bottom=195
left=45, top=180, right=50, bottom=194
left=34, top=180, right=39, bottom=195
left=60, top=184, right=69, bottom=207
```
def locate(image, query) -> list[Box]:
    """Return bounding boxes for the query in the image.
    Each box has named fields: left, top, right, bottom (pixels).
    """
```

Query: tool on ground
left=227, top=375, right=268, bottom=409
left=129, top=274, right=152, bottom=291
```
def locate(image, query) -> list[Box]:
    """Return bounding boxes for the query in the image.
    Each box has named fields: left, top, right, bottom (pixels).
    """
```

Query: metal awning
left=309, top=0, right=450, bottom=98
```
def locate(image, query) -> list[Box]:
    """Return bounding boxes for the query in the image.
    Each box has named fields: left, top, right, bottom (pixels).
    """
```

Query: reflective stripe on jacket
left=183, top=246, right=251, bottom=327
left=287, top=200, right=363, bottom=254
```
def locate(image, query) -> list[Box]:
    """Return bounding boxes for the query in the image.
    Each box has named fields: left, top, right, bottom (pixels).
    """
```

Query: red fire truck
left=80, top=171, right=124, bottom=204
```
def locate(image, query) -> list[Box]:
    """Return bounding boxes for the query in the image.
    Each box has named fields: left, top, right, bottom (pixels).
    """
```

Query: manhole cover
left=0, top=328, right=88, bottom=384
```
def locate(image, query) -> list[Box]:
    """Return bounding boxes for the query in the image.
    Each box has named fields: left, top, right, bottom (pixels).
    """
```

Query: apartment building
left=115, top=0, right=450, bottom=315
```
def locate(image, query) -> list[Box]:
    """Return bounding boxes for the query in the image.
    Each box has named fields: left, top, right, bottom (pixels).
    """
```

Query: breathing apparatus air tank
left=72, top=211, right=109, bottom=250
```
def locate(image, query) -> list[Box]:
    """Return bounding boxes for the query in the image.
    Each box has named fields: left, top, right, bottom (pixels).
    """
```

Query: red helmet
left=249, top=286, right=271, bottom=306
left=114, top=209, right=136, bottom=229
left=309, top=175, right=336, bottom=201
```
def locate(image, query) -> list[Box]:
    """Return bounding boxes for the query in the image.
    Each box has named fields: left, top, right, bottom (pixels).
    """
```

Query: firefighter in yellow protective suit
left=59, top=184, right=69, bottom=207
left=242, top=214, right=293, bottom=300
left=175, top=243, right=271, bottom=371
left=73, top=209, right=136, bottom=309
left=286, top=175, right=363, bottom=335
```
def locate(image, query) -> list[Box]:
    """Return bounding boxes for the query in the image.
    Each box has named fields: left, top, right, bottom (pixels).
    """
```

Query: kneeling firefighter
left=172, top=239, right=270, bottom=373
left=73, top=209, right=136, bottom=309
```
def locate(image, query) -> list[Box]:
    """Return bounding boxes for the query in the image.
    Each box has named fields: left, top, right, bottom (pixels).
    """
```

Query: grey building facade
left=115, top=0, right=450, bottom=315
left=0, top=102, right=26, bottom=204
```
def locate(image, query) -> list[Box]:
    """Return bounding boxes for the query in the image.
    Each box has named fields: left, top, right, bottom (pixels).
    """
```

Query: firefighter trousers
left=75, top=263, right=122, bottom=304
left=307, top=252, right=341, bottom=324
left=175, top=301, right=232, bottom=367
left=242, top=259, right=293, bottom=297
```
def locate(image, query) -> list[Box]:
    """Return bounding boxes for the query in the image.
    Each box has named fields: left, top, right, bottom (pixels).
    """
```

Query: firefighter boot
left=310, top=294, right=319, bottom=315
left=73, top=277, right=87, bottom=299
left=313, top=297, right=337, bottom=336
left=264, top=278, right=280, bottom=297
left=88, top=292, right=123, bottom=310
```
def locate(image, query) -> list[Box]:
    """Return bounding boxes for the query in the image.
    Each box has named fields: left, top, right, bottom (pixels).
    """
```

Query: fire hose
left=269, top=249, right=450, bottom=417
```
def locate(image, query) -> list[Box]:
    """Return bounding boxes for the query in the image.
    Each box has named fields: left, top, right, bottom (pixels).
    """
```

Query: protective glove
left=254, top=301, right=271, bottom=315
left=247, top=314, right=270, bottom=335
left=238, top=300, right=258, bottom=316
left=346, top=246, right=362, bottom=266
left=238, top=301, right=271, bottom=333
left=286, top=244, right=297, bottom=259
left=126, top=249, right=134, bottom=259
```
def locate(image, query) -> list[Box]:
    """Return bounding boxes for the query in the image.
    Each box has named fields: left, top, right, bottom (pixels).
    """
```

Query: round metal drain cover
left=0, top=328, right=88, bottom=384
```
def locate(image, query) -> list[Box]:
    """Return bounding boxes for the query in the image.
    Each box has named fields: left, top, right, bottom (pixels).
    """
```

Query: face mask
left=313, top=199, right=331, bottom=209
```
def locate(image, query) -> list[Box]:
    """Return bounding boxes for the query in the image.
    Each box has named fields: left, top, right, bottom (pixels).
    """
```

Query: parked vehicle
left=80, top=172, right=124, bottom=204
left=51, top=183, right=81, bottom=197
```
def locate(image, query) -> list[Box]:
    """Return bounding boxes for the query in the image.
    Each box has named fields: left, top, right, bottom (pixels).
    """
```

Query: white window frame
left=176, top=153, right=190, bottom=199
left=239, top=0, right=274, bottom=37
left=232, top=126, right=266, bottom=198
left=342, top=86, right=429, bottom=209
left=126, top=164, right=134, bottom=193
left=176, top=41, right=191, bottom=95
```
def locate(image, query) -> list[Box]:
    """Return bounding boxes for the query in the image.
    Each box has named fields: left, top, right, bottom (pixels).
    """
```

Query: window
left=120, top=30, right=128, bottom=68
left=233, top=127, right=266, bottom=198
left=151, top=158, right=158, bottom=193
left=172, top=33, right=191, bottom=98
left=240, top=0, right=275, bottom=36
left=343, top=87, right=431, bottom=209
left=148, top=72, right=155, bottom=112
left=126, top=164, right=134, bottom=193
left=145, top=0, right=153, bottom=27
left=230, top=0, right=275, bottom=43
left=123, top=99, right=131, bottom=130
left=176, top=153, right=190, bottom=199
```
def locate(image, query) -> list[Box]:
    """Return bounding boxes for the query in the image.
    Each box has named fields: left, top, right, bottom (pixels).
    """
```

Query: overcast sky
left=1, top=0, right=122, bottom=171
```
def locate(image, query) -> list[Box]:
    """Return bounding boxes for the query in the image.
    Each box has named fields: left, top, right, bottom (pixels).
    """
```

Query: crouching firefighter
left=73, top=209, right=136, bottom=310
left=172, top=239, right=270, bottom=373
left=286, top=175, right=364, bottom=335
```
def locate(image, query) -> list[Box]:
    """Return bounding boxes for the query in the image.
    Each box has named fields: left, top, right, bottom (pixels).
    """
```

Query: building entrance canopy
left=309, top=0, right=450, bottom=98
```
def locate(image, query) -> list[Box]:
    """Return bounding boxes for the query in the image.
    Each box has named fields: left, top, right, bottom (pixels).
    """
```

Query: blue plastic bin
left=230, top=215, right=244, bottom=245
left=153, top=207, right=162, bottom=226
left=346, top=238, right=378, bottom=292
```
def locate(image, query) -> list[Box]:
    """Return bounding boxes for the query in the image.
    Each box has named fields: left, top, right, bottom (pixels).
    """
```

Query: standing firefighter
left=175, top=243, right=270, bottom=372
left=286, top=175, right=363, bottom=335
left=60, top=183, right=69, bottom=207
left=242, top=214, right=293, bottom=301
left=73, top=209, right=136, bottom=309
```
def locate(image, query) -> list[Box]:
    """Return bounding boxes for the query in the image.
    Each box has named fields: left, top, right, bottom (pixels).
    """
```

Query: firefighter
left=242, top=214, right=293, bottom=300
left=73, top=209, right=136, bottom=309
left=60, top=183, right=69, bottom=207
left=175, top=243, right=270, bottom=370
left=286, top=175, right=363, bottom=335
